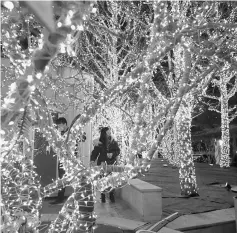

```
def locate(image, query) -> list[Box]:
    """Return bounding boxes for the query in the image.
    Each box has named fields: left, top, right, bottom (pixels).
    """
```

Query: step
left=136, top=212, right=183, bottom=233
left=137, top=228, right=183, bottom=233
left=97, top=216, right=146, bottom=231
left=166, top=208, right=236, bottom=233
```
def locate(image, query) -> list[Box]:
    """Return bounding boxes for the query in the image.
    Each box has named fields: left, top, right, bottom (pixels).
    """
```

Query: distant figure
left=90, top=127, right=120, bottom=203
left=50, top=117, right=68, bottom=205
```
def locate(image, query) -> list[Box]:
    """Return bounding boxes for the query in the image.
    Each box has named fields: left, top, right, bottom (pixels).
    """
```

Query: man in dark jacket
left=90, top=127, right=120, bottom=203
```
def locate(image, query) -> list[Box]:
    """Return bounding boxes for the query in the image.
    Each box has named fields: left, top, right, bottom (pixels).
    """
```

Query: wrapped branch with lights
left=1, top=1, right=96, bottom=232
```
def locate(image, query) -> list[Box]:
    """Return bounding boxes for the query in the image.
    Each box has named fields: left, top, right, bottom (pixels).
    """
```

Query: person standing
left=90, top=127, right=120, bottom=203
left=50, top=117, right=68, bottom=205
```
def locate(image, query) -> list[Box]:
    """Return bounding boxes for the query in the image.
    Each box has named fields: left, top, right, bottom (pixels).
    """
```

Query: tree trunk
left=220, top=81, right=230, bottom=167
left=71, top=175, right=95, bottom=232
left=173, top=120, right=180, bottom=167
left=161, top=126, right=179, bottom=167
left=177, top=98, right=198, bottom=196
left=48, top=174, right=95, bottom=233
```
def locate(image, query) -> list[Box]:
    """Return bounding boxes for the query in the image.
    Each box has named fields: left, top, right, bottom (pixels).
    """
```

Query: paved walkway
left=141, top=158, right=237, bottom=217
left=39, top=158, right=237, bottom=232
left=39, top=194, right=146, bottom=232
left=41, top=193, right=143, bottom=222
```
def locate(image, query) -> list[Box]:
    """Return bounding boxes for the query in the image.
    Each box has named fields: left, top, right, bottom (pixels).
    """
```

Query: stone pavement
left=38, top=158, right=237, bottom=232
left=39, top=193, right=147, bottom=232
left=39, top=223, right=134, bottom=233
left=141, top=158, right=237, bottom=217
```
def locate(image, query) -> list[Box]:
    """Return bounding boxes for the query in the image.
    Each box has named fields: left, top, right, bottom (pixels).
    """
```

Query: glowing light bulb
left=57, top=22, right=62, bottom=27
left=3, top=1, right=14, bottom=10
left=27, top=75, right=33, bottom=83
left=77, top=25, right=84, bottom=31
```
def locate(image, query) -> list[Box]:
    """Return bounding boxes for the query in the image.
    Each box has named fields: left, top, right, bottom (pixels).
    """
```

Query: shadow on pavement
left=39, top=223, right=134, bottom=233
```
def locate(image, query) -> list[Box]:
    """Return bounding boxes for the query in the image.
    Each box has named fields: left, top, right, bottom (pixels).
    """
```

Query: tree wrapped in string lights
left=203, top=70, right=237, bottom=168
left=199, top=1, right=237, bottom=168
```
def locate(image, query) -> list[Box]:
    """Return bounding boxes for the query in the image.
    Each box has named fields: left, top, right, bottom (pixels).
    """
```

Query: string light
left=2, top=1, right=14, bottom=11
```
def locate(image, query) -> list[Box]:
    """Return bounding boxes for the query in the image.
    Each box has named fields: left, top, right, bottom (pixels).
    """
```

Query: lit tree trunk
left=161, top=129, right=172, bottom=163
left=48, top=174, right=95, bottom=233
left=173, top=120, right=180, bottom=167
left=71, top=176, right=95, bottom=233
left=219, top=80, right=230, bottom=167
left=130, top=74, right=150, bottom=164
left=177, top=48, right=198, bottom=196
left=177, top=97, right=198, bottom=196
left=161, top=127, right=178, bottom=167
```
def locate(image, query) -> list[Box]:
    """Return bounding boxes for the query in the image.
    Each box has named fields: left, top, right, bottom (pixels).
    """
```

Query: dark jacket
left=91, top=139, right=120, bottom=165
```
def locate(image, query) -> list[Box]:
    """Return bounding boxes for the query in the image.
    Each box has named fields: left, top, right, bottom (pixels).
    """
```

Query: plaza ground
left=39, top=158, right=237, bottom=232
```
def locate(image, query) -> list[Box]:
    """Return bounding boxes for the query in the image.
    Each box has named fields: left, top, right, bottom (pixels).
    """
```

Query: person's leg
left=109, top=189, right=115, bottom=203
left=50, top=162, right=65, bottom=204
left=58, top=164, right=65, bottom=201
left=101, top=193, right=106, bottom=203
left=99, top=170, right=106, bottom=203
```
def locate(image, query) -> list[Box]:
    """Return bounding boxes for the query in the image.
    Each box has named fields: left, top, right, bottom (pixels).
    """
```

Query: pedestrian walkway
left=40, top=192, right=146, bottom=232
left=41, top=192, right=143, bottom=220
left=39, top=158, right=237, bottom=232
left=141, top=158, right=237, bottom=217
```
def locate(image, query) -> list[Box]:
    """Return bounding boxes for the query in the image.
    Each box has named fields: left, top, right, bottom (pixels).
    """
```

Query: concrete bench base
left=116, top=179, right=162, bottom=221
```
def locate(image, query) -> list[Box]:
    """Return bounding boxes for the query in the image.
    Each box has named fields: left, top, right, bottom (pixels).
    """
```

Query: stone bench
left=116, top=179, right=162, bottom=221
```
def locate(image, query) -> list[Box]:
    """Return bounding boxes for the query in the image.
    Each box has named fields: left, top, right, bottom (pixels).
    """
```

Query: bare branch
left=227, top=76, right=237, bottom=99
left=229, top=108, right=237, bottom=122
left=112, top=103, right=134, bottom=123
left=202, top=94, right=220, bottom=100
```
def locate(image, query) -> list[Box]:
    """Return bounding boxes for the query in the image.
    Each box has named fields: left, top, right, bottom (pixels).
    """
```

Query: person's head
left=98, top=125, right=103, bottom=132
left=99, top=127, right=111, bottom=146
left=56, top=117, right=67, bottom=132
